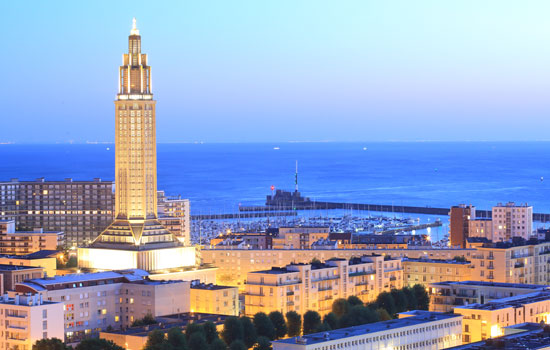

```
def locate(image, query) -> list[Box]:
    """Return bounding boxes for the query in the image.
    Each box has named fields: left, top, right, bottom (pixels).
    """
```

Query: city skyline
left=3, top=1, right=550, bottom=143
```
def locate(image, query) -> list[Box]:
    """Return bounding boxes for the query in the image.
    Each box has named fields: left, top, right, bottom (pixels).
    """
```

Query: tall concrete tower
left=79, top=20, right=195, bottom=271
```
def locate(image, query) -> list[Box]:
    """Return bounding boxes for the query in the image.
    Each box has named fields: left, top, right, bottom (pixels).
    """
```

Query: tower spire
left=130, top=17, right=139, bottom=35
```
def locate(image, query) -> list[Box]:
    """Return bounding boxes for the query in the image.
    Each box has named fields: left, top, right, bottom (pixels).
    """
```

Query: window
left=43, top=320, right=47, bottom=330
left=42, top=310, right=47, bottom=318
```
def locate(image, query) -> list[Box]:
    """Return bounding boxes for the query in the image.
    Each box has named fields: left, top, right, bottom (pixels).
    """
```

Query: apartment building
left=0, top=293, right=64, bottom=350
left=272, top=227, right=330, bottom=249
left=0, top=265, right=44, bottom=294
left=13, top=270, right=190, bottom=342
left=202, top=247, right=474, bottom=289
left=0, top=220, right=63, bottom=255
left=244, top=255, right=402, bottom=316
left=450, top=204, right=476, bottom=248
left=157, top=191, right=190, bottom=245
left=491, top=202, right=533, bottom=242
left=402, top=258, right=472, bottom=288
left=468, top=219, right=492, bottom=241
left=469, top=240, right=550, bottom=285
left=272, top=310, right=463, bottom=350
left=428, top=281, right=548, bottom=313
left=0, top=251, right=57, bottom=277
left=454, top=290, right=550, bottom=343
left=210, top=234, right=273, bottom=250
left=190, top=280, right=239, bottom=316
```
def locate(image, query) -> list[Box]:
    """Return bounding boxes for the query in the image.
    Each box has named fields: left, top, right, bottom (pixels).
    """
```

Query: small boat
left=273, top=147, right=280, bottom=150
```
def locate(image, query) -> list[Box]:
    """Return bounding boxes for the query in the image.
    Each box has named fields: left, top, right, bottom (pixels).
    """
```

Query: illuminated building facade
left=78, top=19, right=195, bottom=271
left=190, top=280, right=239, bottom=316
left=402, top=257, right=472, bottom=288
left=0, top=220, right=63, bottom=255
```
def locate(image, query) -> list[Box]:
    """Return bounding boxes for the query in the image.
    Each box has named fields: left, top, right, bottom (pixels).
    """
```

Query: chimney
left=14, top=295, right=19, bottom=305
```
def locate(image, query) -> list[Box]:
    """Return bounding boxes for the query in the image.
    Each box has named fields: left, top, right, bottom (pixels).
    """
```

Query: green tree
left=132, top=313, right=157, bottom=327
left=240, top=316, right=257, bottom=348
left=253, top=312, right=276, bottom=340
left=376, top=291, right=396, bottom=316
left=253, top=336, right=272, bottom=350
left=188, top=332, right=208, bottom=350
left=403, top=287, right=418, bottom=310
left=310, top=258, right=321, bottom=264
left=390, top=289, right=408, bottom=313
left=33, top=338, right=69, bottom=350
left=221, top=317, right=244, bottom=346
left=338, top=305, right=378, bottom=328
left=331, top=298, right=350, bottom=318
left=303, top=311, right=321, bottom=335
left=285, top=311, right=302, bottom=337
left=208, top=338, right=227, bottom=350
left=203, top=321, right=219, bottom=344
left=185, top=322, right=205, bottom=341
left=66, top=256, right=78, bottom=268
left=75, top=338, right=125, bottom=350
left=347, top=295, right=363, bottom=307
left=413, top=284, right=430, bottom=310
left=376, top=308, right=392, bottom=321
left=229, top=340, right=247, bottom=350
left=268, top=311, right=287, bottom=339
left=145, top=330, right=167, bottom=349
left=453, top=255, right=467, bottom=262
left=167, top=327, right=188, bottom=350
left=323, top=312, right=338, bottom=330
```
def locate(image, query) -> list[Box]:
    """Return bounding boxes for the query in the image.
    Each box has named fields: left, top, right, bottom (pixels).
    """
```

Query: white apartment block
left=272, top=310, right=463, bottom=350
left=245, top=255, right=402, bottom=316
left=491, top=202, right=533, bottom=242
left=0, top=294, right=64, bottom=350
left=13, top=270, right=190, bottom=342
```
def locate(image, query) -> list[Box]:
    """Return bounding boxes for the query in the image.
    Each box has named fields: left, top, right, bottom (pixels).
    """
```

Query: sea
left=2, top=142, right=550, bottom=219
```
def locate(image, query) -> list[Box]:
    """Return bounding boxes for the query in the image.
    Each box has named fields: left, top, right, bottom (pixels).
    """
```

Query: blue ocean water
left=1, top=142, right=550, bottom=214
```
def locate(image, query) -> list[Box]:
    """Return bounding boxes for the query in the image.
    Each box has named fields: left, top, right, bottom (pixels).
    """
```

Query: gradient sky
left=2, top=1, right=550, bottom=143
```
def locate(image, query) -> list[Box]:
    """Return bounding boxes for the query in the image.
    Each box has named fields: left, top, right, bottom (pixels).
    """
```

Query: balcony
left=318, top=286, right=333, bottom=292
left=514, top=262, right=525, bottom=268
left=349, top=271, right=375, bottom=277
left=6, top=313, right=27, bottom=320
left=7, top=324, right=27, bottom=331
left=312, top=275, right=339, bottom=282
left=286, top=291, right=294, bottom=296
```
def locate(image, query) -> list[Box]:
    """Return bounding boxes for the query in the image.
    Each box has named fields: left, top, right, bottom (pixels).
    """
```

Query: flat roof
left=447, top=323, right=550, bottom=350
left=190, top=283, right=234, bottom=290
left=430, top=281, right=547, bottom=290
left=274, top=311, right=461, bottom=346
left=0, top=264, right=43, bottom=271
left=402, top=257, right=470, bottom=265
left=0, top=250, right=59, bottom=260
left=455, top=291, right=550, bottom=311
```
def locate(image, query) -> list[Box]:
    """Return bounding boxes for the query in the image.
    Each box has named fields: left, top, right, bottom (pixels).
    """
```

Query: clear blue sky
left=2, top=0, right=550, bottom=143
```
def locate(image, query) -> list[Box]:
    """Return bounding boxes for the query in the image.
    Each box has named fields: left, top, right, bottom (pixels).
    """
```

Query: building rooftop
left=430, top=280, right=547, bottom=290
left=0, top=250, right=59, bottom=260
left=0, top=264, right=43, bottom=271
left=190, top=281, right=234, bottom=290
left=402, top=257, right=470, bottom=265
left=274, top=311, right=461, bottom=346
left=455, top=291, right=550, bottom=311
left=448, top=323, right=550, bottom=350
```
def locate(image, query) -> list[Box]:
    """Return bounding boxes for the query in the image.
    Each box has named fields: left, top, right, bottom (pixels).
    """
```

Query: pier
left=191, top=211, right=297, bottom=220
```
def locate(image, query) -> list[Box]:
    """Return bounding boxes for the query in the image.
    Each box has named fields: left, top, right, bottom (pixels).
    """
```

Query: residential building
left=272, top=227, right=330, bottom=249
left=0, top=220, right=63, bottom=255
left=210, top=234, right=273, bottom=250
left=202, top=247, right=474, bottom=289
left=469, top=240, right=550, bottom=285
left=0, top=250, right=57, bottom=277
left=14, top=269, right=190, bottom=342
left=492, top=202, right=533, bottom=242
left=468, top=218, right=492, bottom=241
left=0, top=264, right=44, bottom=294
left=0, top=178, right=114, bottom=247
left=454, top=290, right=550, bottom=343
left=450, top=204, right=475, bottom=248
left=190, top=280, right=239, bottom=316
left=272, top=310, right=463, bottom=350
left=402, top=257, right=472, bottom=288
left=77, top=20, right=196, bottom=272
left=448, top=322, right=550, bottom=350
left=157, top=191, right=191, bottom=245
left=101, top=313, right=228, bottom=350
left=429, top=281, right=548, bottom=313
left=245, top=255, right=402, bottom=316
left=0, top=293, right=64, bottom=350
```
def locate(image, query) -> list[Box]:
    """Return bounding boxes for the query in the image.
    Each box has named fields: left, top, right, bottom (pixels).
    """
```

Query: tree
left=75, top=338, right=125, bottom=350
left=253, top=336, right=272, bottom=350
left=33, top=338, right=69, bottom=350
left=221, top=317, right=244, bottom=346
left=347, top=296, right=363, bottom=307
left=209, top=338, right=227, bottom=350
left=453, top=255, right=467, bottom=262
left=323, top=312, right=338, bottom=330
left=240, top=316, right=257, bottom=348
left=253, top=312, right=276, bottom=340
left=331, top=298, right=350, bottom=318
left=229, top=340, right=247, bottom=350
left=376, top=308, right=392, bottom=321
left=203, top=321, right=219, bottom=344
left=133, top=313, right=157, bottom=327
left=390, top=289, right=408, bottom=313
left=303, top=311, right=321, bottom=335
left=188, top=332, right=208, bottom=350
left=338, top=305, right=378, bottom=328
left=268, top=311, right=287, bottom=339
left=376, top=291, right=396, bottom=316
left=185, top=322, right=205, bottom=341
left=285, top=311, right=302, bottom=337
left=413, top=284, right=430, bottom=310
left=403, top=287, right=418, bottom=310
left=145, top=330, right=167, bottom=349
left=167, top=327, right=188, bottom=350
left=310, top=258, right=321, bottom=264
